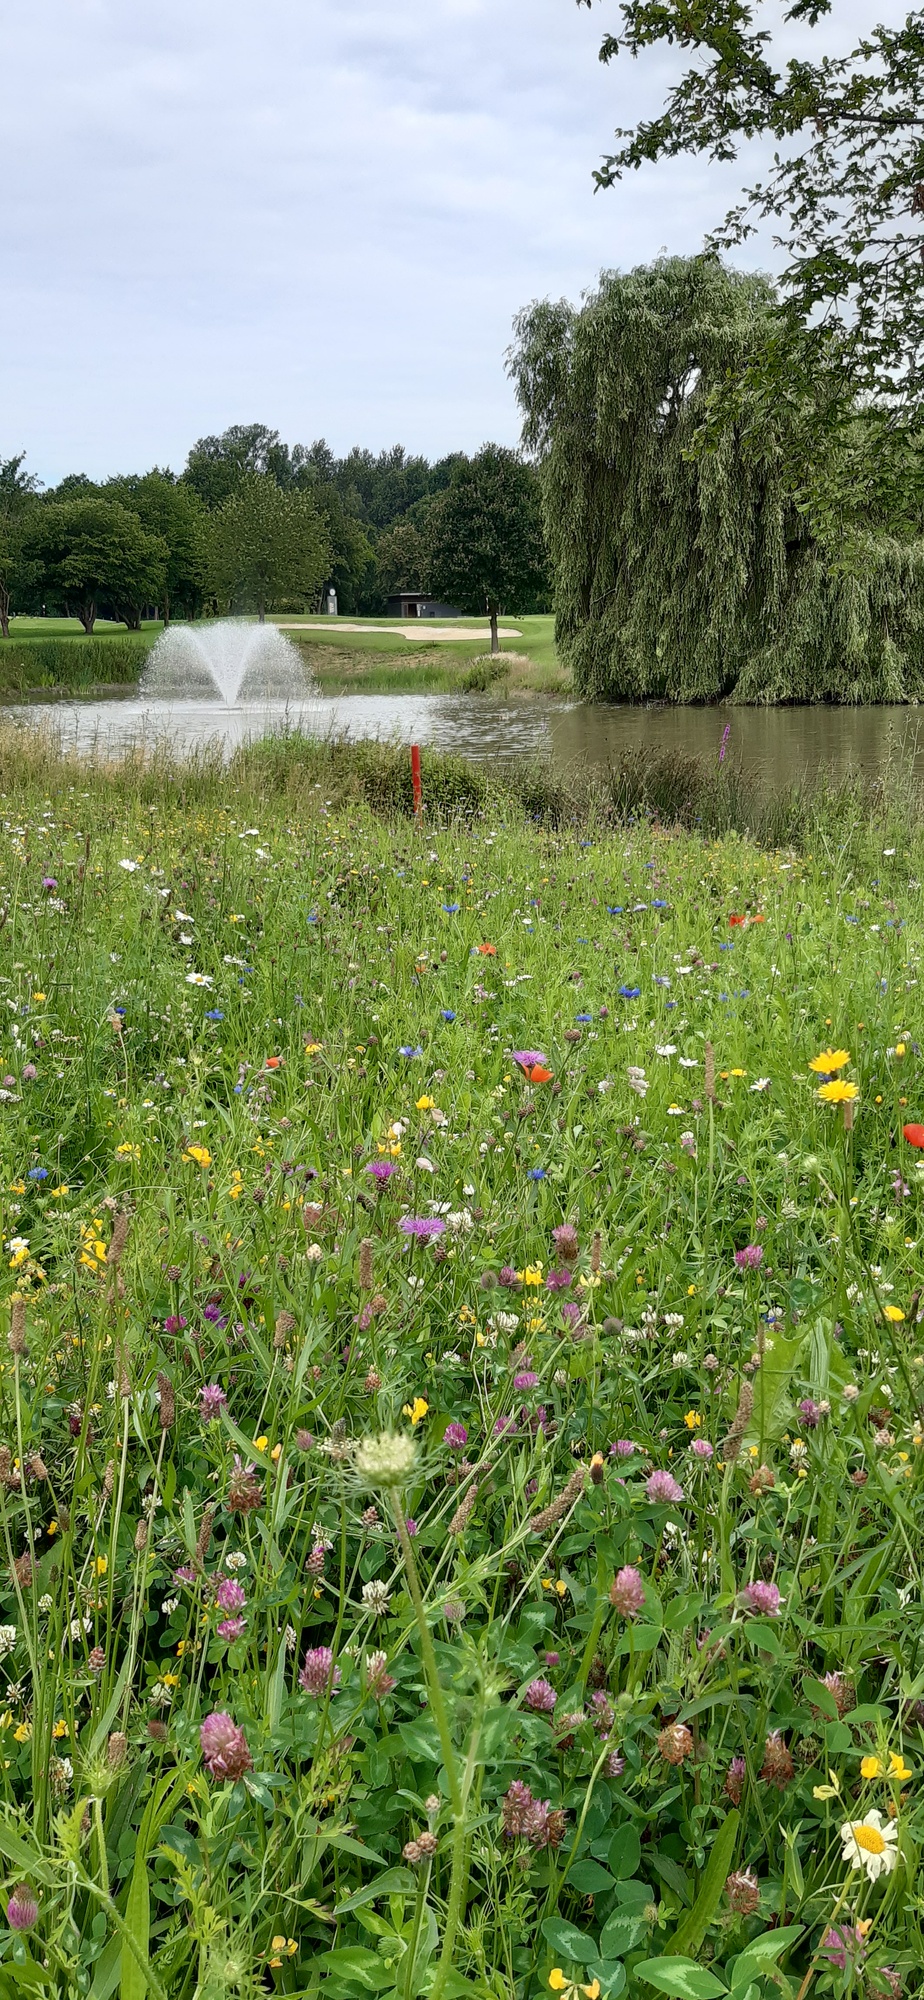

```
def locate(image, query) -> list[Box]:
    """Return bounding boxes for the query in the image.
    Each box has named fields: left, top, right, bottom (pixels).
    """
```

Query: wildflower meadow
left=0, top=740, right=921, bottom=1998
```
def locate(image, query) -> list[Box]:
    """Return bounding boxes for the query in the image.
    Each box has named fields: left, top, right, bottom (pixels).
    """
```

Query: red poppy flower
left=903, top=1122, right=924, bottom=1148
left=477, top=943, right=497, bottom=956
left=526, top=1065, right=553, bottom=1084
left=265, top=1056, right=283, bottom=1070
left=728, top=915, right=746, bottom=926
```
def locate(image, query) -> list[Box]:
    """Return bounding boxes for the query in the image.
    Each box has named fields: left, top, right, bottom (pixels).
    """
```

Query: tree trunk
left=489, top=605, right=499, bottom=656
left=162, top=589, right=171, bottom=629
left=78, top=602, right=96, bottom=635
left=258, top=602, right=266, bottom=624
left=0, top=586, right=9, bottom=640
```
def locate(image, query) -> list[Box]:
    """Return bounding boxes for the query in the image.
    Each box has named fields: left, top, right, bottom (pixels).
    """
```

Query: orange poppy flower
left=526, top=1064, right=553, bottom=1083
left=728, top=915, right=746, bottom=926
left=265, top=1056, right=283, bottom=1070
left=476, top=943, right=497, bottom=956
left=903, top=1123, right=924, bottom=1148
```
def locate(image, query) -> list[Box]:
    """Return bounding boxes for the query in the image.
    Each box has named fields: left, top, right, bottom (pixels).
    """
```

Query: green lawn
left=271, top=611, right=568, bottom=695
left=8, top=616, right=165, bottom=638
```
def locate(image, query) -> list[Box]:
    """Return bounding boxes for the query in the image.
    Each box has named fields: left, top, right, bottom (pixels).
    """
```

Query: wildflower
left=226, top=1456, right=262, bottom=1514
left=199, top=1383, right=227, bottom=1422
left=658, top=1722, right=693, bottom=1764
left=366, top=1160, right=399, bottom=1182
left=889, top=1752, right=912, bottom=1780
left=402, top=1397, right=429, bottom=1425
left=884, top=1304, right=905, bottom=1322
left=182, top=1145, right=212, bottom=1168
left=761, top=1732, right=795, bottom=1788
left=734, top=1245, right=763, bottom=1270
left=443, top=1422, right=468, bottom=1448
left=6, top=1886, right=38, bottom=1931
left=361, top=1579, right=391, bottom=1615
left=839, top=1810, right=899, bottom=1881
left=646, top=1469, right=684, bottom=1504
left=355, top=1431, right=417, bottom=1488
left=724, top=1754, right=746, bottom=1804
left=548, top=1975, right=600, bottom=2000
left=741, top=1580, right=782, bottom=1616
left=903, top=1123, right=924, bottom=1148
left=399, top=1216, right=446, bottom=1237
left=200, top=1712, right=252, bottom=1781
left=524, top=1677, right=557, bottom=1713
left=817, top=1079, right=859, bottom=1103
left=820, top=1927, right=867, bottom=1973
left=809, top=1048, right=851, bottom=1073
left=365, top=1649, right=395, bottom=1698
left=299, top=1646, right=340, bottom=1698
left=690, top=1436, right=714, bottom=1459
left=185, top=971, right=213, bottom=987
left=216, top=1579, right=246, bottom=1615
left=609, top=1566, right=645, bottom=1616
left=725, top=1869, right=760, bottom=1915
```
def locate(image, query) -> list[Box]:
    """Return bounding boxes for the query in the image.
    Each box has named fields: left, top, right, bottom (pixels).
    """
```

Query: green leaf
left=599, top=1912, right=647, bottom=1956
left=570, top=1859, right=617, bottom=1894
left=318, top=1947, right=397, bottom=1990
left=584, top=1963, right=627, bottom=1999
left=396, top=1719, right=442, bottom=1762
left=334, top=1869, right=416, bottom=1916
left=540, top=1916, right=598, bottom=1964
left=120, top=1854, right=150, bottom=2000
left=608, top=1824, right=642, bottom=1879
left=635, top=1961, right=727, bottom=2000
left=728, top=1926, right=803, bottom=1990
left=650, top=1856, right=691, bottom=1907
left=665, top=1810, right=740, bottom=1957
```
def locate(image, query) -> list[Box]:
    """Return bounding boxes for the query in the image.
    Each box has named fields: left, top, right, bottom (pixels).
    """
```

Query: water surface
left=6, top=691, right=924, bottom=787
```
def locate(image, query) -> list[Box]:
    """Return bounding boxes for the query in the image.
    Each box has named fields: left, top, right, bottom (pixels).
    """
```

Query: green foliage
left=101, top=472, right=209, bottom=622
left=22, top=500, right=168, bottom=635
left=427, top=445, right=549, bottom=649
left=0, top=457, right=42, bottom=639
left=0, top=752, right=920, bottom=1994
left=511, top=256, right=924, bottom=702
left=584, top=0, right=924, bottom=425
left=206, top=474, right=330, bottom=618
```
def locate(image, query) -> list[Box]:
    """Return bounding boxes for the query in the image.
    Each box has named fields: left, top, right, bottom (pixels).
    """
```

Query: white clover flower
left=37, top=1596, right=52, bottom=1614
left=355, top=1431, right=417, bottom=1489
left=361, top=1580, right=391, bottom=1615
left=0, top=1625, right=16, bottom=1658
left=305, top=1243, right=323, bottom=1261
left=160, top=1597, right=179, bottom=1617
left=840, top=1811, right=898, bottom=1882
left=225, top=1550, right=248, bottom=1571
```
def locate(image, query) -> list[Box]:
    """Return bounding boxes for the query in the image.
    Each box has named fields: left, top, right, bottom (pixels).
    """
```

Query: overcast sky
left=2, top=0, right=881, bottom=484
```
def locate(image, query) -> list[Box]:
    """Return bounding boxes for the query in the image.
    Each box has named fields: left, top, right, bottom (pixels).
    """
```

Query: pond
left=5, top=690, right=924, bottom=786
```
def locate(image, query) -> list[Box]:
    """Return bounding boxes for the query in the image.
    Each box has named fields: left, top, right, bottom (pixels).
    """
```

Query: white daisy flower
left=185, top=972, right=213, bottom=988
left=839, top=1811, right=899, bottom=1882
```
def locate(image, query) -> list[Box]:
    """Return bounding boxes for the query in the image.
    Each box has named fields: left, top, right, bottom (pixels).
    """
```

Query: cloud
left=2, top=0, right=876, bottom=481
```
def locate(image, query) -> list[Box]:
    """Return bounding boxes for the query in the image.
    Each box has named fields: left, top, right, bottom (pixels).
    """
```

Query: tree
left=0, top=456, right=41, bottom=639
left=103, top=471, right=209, bottom=622
left=509, top=255, right=924, bottom=702
left=24, top=499, right=168, bottom=634
left=207, top=476, right=330, bottom=621
left=374, top=513, right=432, bottom=601
left=582, top=0, right=924, bottom=428
left=183, top=425, right=289, bottom=509
left=425, top=446, right=548, bottom=653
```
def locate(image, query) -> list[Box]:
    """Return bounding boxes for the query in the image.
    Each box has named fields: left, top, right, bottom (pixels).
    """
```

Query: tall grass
left=0, top=636, right=155, bottom=693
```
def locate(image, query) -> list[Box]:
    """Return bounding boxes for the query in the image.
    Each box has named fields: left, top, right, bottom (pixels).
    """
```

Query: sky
left=2, top=0, right=882, bottom=484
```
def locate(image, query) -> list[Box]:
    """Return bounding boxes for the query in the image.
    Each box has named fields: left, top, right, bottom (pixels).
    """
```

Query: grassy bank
left=0, top=629, right=160, bottom=695
left=0, top=739, right=920, bottom=1994
left=276, top=612, right=569, bottom=696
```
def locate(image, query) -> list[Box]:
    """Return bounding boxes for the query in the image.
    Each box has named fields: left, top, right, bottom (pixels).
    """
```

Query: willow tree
left=509, top=256, right=924, bottom=703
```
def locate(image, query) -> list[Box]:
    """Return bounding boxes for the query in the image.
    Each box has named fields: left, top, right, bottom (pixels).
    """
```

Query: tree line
left=0, top=428, right=549, bottom=639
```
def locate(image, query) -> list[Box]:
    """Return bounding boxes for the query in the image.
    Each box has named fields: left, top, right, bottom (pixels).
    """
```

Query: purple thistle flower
left=366, top=1160, right=399, bottom=1182
left=734, top=1245, right=763, bottom=1270
left=200, top=1711, right=252, bottom=1780
left=524, top=1677, right=557, bottom=1713
left=203, top=1303, right=227, bottom=1327
left=41, top=876, right=58, bottom=892
left=399, top=1216, right=446, bottom=1237
left=646, top=1469, right=684, bottom=1504
left=199, top=1383, right=228, bottom=1421
left=511, top=1050, right=546, bottom=1069
left=299, top=1646, right=340, bottom=1698
left=443, top=1422, right=468, bottom=1448
left=741, top=1580, right=782, bottom=1616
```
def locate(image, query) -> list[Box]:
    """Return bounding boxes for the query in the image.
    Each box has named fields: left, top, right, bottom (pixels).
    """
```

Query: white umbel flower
left=354, top=1431, right=417, bottom=1489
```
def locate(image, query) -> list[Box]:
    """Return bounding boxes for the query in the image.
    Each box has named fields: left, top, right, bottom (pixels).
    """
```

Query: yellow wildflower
left=809, top=1048, right=851, bottom=1072
left=817, top=1079, right=859, bottom=1104
left=182, top=1145, right=211, bottom=1168
left=402, top=1397, right=429, bottom=1426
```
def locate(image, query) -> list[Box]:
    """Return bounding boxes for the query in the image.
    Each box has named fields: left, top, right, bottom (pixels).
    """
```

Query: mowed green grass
left=272, top=613, right=568, bottom=696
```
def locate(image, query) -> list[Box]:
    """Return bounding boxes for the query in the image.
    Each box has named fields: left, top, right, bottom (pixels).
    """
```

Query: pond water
left=5, top=691, right=924, bottom=787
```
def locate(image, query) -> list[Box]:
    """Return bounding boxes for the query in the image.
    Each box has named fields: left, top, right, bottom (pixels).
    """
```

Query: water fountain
left=140, top=620, right=315, bottom=703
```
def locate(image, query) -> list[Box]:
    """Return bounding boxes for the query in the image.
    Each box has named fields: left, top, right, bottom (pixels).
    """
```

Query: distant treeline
left=0, top=424, right=551, bottom=636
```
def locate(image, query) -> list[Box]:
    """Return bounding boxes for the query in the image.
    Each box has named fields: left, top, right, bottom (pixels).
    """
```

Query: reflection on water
left=4, top=692, right=924, bottom=788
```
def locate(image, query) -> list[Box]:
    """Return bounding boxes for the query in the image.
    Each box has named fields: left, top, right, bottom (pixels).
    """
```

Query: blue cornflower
left=112, top=1005, right=127, bottom=1016
left=575, top=1013, right=592, bottom=1022
left=442, top=903, right=460, bottom=914
left=719, top=942, right=734, bottom=950
left=607, top=905, right=624, bottom=915
left=205, top=1009, right=225, bottom=1021
left=399, top=1045, right=423, bottom=1057
left=528, top=1167, right=547, bottom=1180
left=619, top=985, right=641, bottom=999
left=651, top=899, right=668, bottom=908
left=28, top=1166, right=48, bottom=1181
left=653, top=975, right=671, bottom=987
left=441, top=1009, right=456, bottom=1022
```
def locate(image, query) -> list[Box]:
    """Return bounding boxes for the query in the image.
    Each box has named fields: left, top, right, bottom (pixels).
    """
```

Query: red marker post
left=411, top=743, right=422, bottom=817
